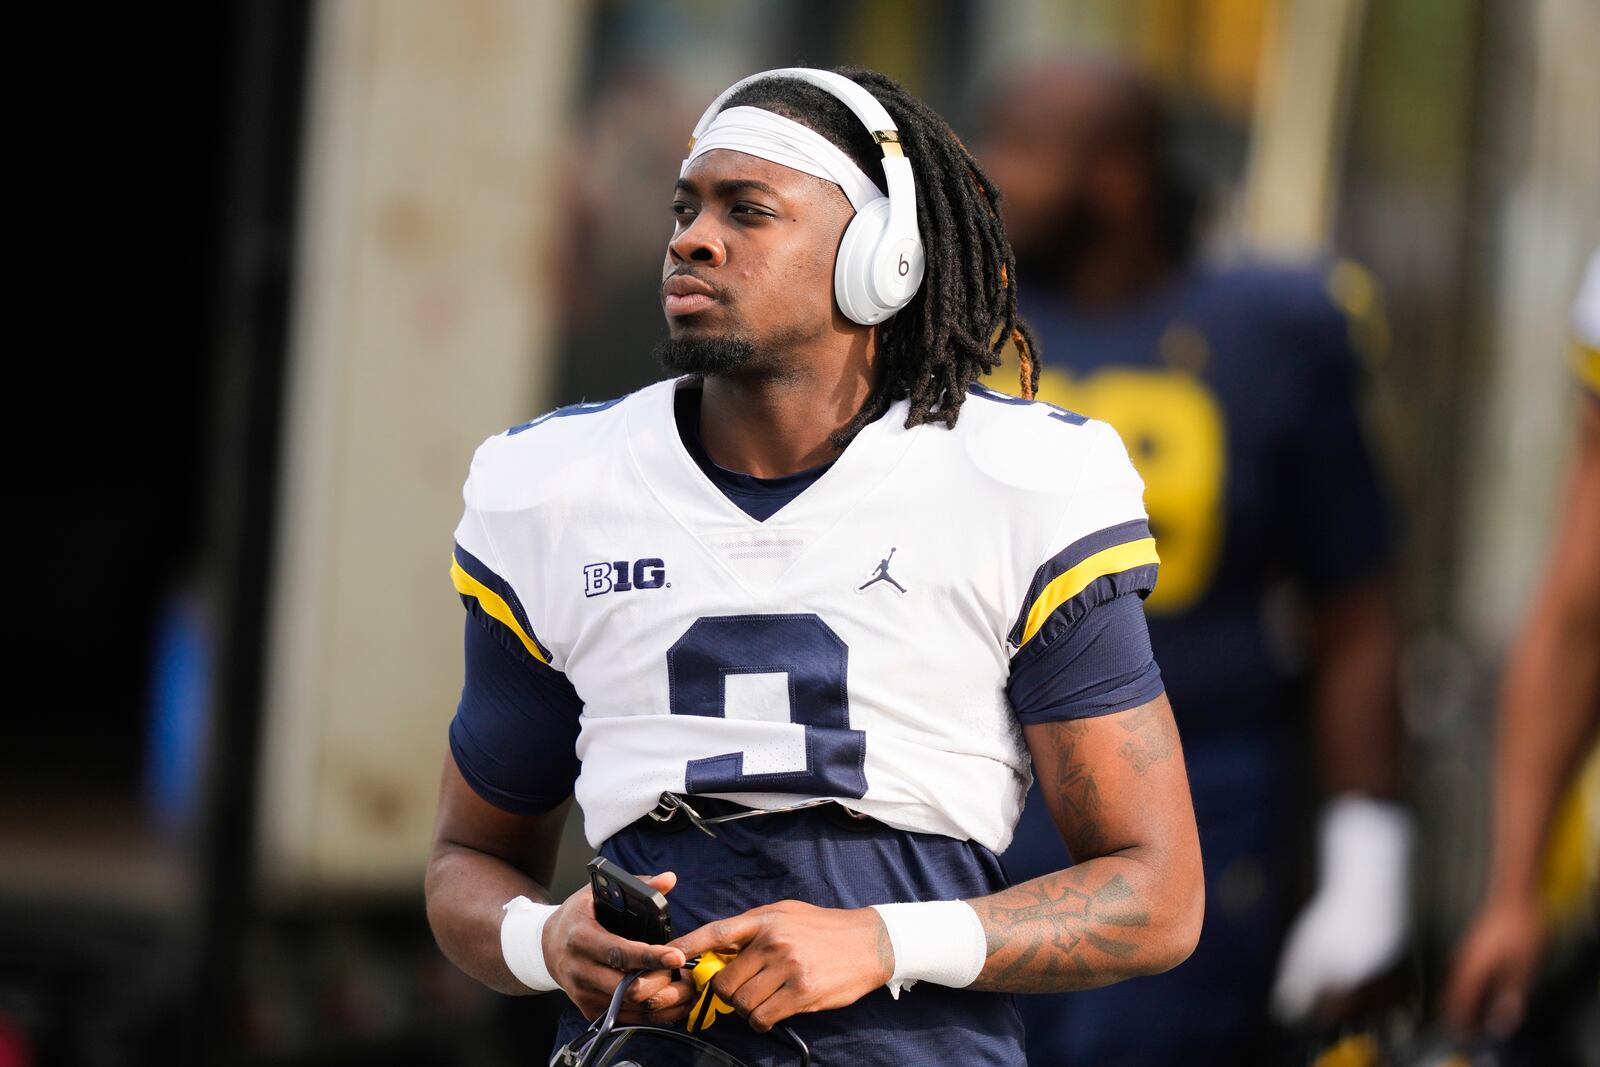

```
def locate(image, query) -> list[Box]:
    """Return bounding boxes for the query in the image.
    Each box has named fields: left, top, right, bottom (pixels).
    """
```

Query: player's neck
left=696, top=338, right=877, bottom=478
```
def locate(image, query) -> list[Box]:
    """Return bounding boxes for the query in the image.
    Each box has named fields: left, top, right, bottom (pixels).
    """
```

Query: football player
left=1443, top=250, right=1600, bottom=1043
left=424, top=67, right=1203, bottom=1066
left=978, top=59, right=1409, bottom=1062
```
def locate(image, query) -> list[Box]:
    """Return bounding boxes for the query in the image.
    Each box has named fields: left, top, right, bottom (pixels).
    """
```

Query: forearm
left=972, top=699, right=1204, bottom=994
left=425, top=842, right=551, bottom=995
left=1486, top=613, right=1600, bottom=902
left=967, top=847, right=1201, bottom=993
left=1487, top=404, right=1600, bottom=902
left=1312, top=577, right=1403, bottom=798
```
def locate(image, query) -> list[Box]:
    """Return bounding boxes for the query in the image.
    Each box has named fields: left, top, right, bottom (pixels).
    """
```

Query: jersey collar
left=627, top=376, right=923, bottom=578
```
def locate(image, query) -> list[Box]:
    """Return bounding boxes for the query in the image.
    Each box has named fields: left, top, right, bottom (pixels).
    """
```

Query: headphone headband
left=688, top=67, right=901, bottom=155
left=683, top=67, right=925, bottom=325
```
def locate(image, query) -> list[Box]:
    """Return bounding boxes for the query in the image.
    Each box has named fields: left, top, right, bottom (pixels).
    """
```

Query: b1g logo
left=583, top=558, right=668, bottom=597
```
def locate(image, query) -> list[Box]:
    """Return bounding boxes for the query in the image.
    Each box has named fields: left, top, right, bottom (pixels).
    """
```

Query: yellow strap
left=1020, top=538, right=1160, bottom=647
left=687, top=951, right=738, bottom=1033
left=449, top=558, right=548, bottom=664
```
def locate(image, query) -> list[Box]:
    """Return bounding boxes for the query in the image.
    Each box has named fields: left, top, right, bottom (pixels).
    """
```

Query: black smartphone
left=587, top=857, right=673, bottom=945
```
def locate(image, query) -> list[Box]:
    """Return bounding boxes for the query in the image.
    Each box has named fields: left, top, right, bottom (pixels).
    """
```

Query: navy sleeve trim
left=1008, top=592, right=1165, bottom=725
left=1012, top=564, right=1160, bottom=667
left=448, top=727, right=567, bottom=815
left=448, top=613, right=581, bottom=815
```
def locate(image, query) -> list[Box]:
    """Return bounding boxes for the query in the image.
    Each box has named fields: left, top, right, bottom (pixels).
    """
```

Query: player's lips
left=662, top=273, right=719, bottom=316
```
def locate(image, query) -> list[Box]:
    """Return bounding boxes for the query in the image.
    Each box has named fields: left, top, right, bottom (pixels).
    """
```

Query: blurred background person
left=979, top=58, right=1409, bottom=1064
left=1442, top=251, right=1600, bottom=1052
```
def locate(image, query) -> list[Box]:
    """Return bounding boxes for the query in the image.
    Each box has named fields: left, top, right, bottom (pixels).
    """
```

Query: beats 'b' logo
left=583, top=558, right=668, bottom=598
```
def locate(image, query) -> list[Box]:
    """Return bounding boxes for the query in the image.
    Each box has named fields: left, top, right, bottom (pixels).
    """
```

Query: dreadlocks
left=721, top=67, right=1039, bottom=445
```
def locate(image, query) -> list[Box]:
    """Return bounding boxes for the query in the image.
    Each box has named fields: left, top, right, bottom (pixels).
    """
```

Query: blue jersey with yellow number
left=999, top=260, right=1394, bottom=1063
left=1014, top=260, right=1392, bottom=741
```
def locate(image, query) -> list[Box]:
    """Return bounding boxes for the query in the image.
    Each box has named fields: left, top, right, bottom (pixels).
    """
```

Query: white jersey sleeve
left=451, top=440, right=554, bottom=668
left=1006, top=416, right=1160, bottom=660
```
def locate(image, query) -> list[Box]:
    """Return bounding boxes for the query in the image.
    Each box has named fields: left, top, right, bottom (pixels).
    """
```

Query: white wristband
left=870, top=900, right=988, bottom=998
left=501, top=895, right=561, bottom=992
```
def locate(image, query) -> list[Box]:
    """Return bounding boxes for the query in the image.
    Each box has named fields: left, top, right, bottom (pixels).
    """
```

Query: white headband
left=681, top=105, right=885, bottom=211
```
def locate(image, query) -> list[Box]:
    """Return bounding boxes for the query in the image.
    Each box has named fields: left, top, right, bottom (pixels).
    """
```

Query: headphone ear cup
left=834, top=197, right=890, bottom=325
left=835, top=197, right=893, bottom=325
left=879, top=231, right=925, bottom=314
left=834, top=196, right=925, bottom=326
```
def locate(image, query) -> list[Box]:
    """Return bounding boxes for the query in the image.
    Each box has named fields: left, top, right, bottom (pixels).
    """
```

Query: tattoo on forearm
left=1054, top=721, right=1106, bottom=856
left=971, top=870, right=1151, bottom=992
left=1116, top=702, right=1176, bottom=776
left=991, top=703, right=1183, bottom=991
left=875, top=917, right=894, bottom=978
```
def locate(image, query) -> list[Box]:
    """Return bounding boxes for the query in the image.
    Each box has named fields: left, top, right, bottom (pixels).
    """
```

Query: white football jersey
left=451, top=376, right=1156, bottom=853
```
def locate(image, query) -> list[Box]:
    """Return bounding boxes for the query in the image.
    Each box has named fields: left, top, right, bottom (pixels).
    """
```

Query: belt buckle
left=646, top=791, right=682, bottom=823
left=647, top=792, right=720, bottom=838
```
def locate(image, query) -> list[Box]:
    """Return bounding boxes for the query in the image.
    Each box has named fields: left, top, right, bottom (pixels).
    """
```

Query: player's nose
left=668, top=214, right=727, bottom=267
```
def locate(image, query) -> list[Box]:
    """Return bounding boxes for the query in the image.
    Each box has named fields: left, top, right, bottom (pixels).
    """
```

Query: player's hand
left=668, top=900, right=893, bottom=1032
left=542, top=871, right=696, bottom=1023
left=1270, top=795, right=1412, bottom=1024
left=1441, top=893, right=1543, bottom=1038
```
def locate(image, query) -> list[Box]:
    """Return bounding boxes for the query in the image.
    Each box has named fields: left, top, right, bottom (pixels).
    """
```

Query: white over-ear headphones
left=686, top=67, right=926, bottom=326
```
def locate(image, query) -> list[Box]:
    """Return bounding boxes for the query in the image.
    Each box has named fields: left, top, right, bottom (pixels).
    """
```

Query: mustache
left=660, top=268, right=730, bottom=301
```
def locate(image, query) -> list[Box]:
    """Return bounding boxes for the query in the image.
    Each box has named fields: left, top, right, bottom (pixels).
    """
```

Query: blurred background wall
left=258, top=0, right=581, bottom=901
left=4, top=1, right=1595, bottom=1064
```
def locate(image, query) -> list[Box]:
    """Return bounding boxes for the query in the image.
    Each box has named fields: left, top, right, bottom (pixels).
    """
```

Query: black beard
left=653, top=335, right=757, bottom=376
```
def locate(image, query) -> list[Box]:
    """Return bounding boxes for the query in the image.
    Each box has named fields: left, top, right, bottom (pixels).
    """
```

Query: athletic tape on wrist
left=501, top=895, right=561, bottom=992
left=870, top=899, right=987, bottom=998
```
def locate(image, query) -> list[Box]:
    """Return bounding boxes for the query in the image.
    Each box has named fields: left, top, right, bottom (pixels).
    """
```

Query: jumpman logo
left=856, top=547, right=908, bottom=596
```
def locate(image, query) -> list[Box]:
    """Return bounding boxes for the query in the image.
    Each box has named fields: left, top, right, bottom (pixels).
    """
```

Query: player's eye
left=671, top=201, right=697, bottom=222
left=731, top=202, right=775, bottom=221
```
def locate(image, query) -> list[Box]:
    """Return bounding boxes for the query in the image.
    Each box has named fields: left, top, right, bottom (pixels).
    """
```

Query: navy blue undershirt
left=674, top=384, right=834, bottom=522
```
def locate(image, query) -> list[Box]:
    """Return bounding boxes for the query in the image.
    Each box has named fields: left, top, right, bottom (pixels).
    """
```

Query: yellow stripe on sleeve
left=1020, top=537, right=1160, bottom=648
left=450, top=558, right=549, bottom=664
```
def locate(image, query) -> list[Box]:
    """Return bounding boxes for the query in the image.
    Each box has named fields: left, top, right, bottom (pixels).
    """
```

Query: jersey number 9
left=667, top=614, right=869, bottom=798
